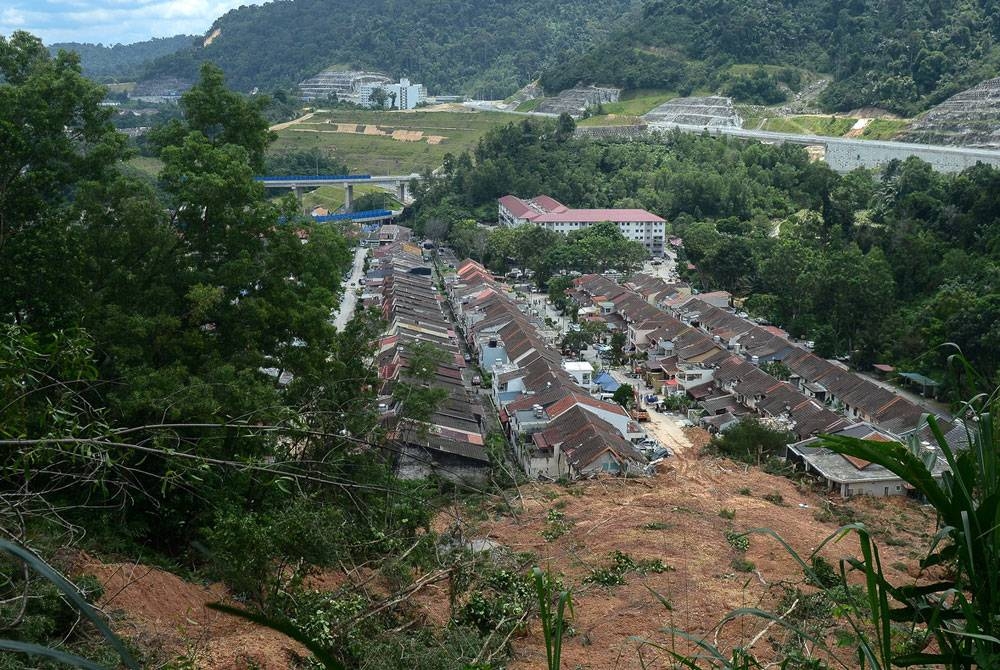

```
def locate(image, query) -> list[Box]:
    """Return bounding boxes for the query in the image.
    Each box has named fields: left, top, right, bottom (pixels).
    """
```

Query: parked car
left=463, top=352, right=472, bottom=362
left=471, top=375, right=482, bottom=385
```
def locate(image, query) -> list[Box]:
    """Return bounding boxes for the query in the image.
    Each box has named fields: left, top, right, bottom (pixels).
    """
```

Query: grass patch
left=719, top=508, right=736, bottom=520
left=731, top=557, right=756, bottom=573
left=763, top=115, right=857, bottom=137
left=516, top=98, right=542, bottom=112
left=269, top=109, right=522, bottom=175
left=725, top=530, right=750, bottom=553
left=583, top=551, right=672, bottom=587
left=125, top=155, right=163, bottom=179
left=296, top=183, right=402, bottom=213
left=762, top=492, right=786, bottom=506
left=860, top=118, right=910, bottom=140
left=599, top=89, right=677, bottom=116
left=640, top=521, right=673, bottom=531
left=541, top=508, right=574, bottom=542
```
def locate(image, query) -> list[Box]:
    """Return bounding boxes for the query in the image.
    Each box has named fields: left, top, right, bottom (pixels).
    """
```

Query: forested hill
left=539, top=0, right=1000, bottom=116
left=48, top=35, right=196, bottom=82
left=139, top=0, right=637, bottom=96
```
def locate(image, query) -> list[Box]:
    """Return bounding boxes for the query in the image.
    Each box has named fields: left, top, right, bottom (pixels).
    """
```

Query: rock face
left=903, top=78, right=1000, bottom=149
left=536, top=86, right=621, bottom=117
left=642, top=96, right=742, bottom=128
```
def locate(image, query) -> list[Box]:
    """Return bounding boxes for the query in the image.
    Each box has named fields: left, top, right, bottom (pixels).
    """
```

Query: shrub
left=725, top=531, right=750, bottom=553
left=730, top=557, right=756, bottom=573
left=762, top=492, right=785, bottom=506
left=718, top=508, right=736, bottom=519
left=542, top=508, right=574, bottom=541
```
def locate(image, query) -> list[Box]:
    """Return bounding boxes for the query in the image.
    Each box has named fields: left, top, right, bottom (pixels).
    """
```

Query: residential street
left=331, top=245, right=368, bottom=331
left=606, top=367, right=695, bottom=456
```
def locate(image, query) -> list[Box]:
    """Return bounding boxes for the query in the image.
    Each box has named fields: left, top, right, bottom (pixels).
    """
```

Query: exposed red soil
left=74, top=555, right=307, bottom=668
left=71, top=441, right=937, bottom=669
left=465, top=446, right=937, bottom=669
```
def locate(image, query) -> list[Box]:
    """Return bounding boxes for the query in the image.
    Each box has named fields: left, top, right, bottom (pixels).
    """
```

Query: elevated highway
left=255, top=173, right=425, bottom=210
left=644, top=122, right=1000, bottom=173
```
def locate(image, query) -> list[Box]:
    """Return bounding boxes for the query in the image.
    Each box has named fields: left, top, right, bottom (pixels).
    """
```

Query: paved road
left=331, top=245, right=368, bottom=331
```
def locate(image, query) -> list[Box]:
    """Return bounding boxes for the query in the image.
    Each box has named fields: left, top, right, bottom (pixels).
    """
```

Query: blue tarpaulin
left=594, top=371, right=620, bottom=392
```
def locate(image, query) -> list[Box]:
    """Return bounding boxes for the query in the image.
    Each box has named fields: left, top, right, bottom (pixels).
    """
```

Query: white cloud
left=1, top=0, right=270, bottom=45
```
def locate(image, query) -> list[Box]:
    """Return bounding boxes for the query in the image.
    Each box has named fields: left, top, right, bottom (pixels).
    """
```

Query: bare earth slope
left=79, top=442, right=935, bottom=668
left=470, top=443, right=935, bottom=669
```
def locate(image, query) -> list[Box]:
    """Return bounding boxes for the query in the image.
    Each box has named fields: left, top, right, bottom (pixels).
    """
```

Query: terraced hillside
left=904, top=77, right=1000, bottom=149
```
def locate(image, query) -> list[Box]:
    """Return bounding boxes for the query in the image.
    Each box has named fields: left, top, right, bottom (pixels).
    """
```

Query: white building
left=498, top=195, right=666, bottom=256
left=358, top=78, right=425, bottom=110
left=562, top=360, right=595, bottom=391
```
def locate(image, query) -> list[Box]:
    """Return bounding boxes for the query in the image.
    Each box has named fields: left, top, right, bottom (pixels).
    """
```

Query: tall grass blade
left=0, top=539, right=138, bottom=669
left=0, top=640, right=110, bottom=669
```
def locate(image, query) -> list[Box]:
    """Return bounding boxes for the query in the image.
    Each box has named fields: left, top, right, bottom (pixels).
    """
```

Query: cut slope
left=903, top=77, right=1000, bottom=149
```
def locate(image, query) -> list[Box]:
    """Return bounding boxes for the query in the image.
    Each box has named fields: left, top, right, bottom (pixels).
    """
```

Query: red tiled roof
left=500, top=195, right=665, bottom=224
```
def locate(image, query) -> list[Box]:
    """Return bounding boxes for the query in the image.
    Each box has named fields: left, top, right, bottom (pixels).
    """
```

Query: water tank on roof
left=532, top=404, right=544, bottom=419
left=751, top=355, right=760, bottom=365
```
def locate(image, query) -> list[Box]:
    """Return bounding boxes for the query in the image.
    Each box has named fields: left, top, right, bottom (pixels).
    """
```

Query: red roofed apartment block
left=498, top=195, right=666, bottom=257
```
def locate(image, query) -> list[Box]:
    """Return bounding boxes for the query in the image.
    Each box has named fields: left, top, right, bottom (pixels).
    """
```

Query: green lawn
left=269, top=109, right=523, bottom=174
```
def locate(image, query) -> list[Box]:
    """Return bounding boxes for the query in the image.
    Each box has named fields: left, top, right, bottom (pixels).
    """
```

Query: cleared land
left=269, top=108, right=523, bottom=174
left=466, top=445, right=936, bottom=669
left=84, top=444, right=937, bottom=668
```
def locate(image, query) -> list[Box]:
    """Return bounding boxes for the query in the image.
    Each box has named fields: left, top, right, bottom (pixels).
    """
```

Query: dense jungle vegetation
left=1, top=31, right=537, bottom=668
left=138, top=0, right=638, bottom=96
left=540, top=0, right=1000, bottom=115
left=48, top=35, right=196, bottom=82
left=410, top=116, right=1000, bottom=389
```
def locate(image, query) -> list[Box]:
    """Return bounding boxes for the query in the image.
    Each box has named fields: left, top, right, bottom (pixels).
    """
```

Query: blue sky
left=1, top=0, right=269, bottom=46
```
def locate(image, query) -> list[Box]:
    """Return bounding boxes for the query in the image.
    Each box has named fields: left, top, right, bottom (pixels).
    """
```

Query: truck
left=630, top=408, right=650, bottom=422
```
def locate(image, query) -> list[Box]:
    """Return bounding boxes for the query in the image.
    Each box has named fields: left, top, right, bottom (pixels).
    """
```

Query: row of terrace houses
left=671, top=297, right=960, bottom=441
left=563, top=273, right=963, bottom=496
left=366, top=241, right=490, bottom=482
left=445, top=260, right=648, bottom=480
